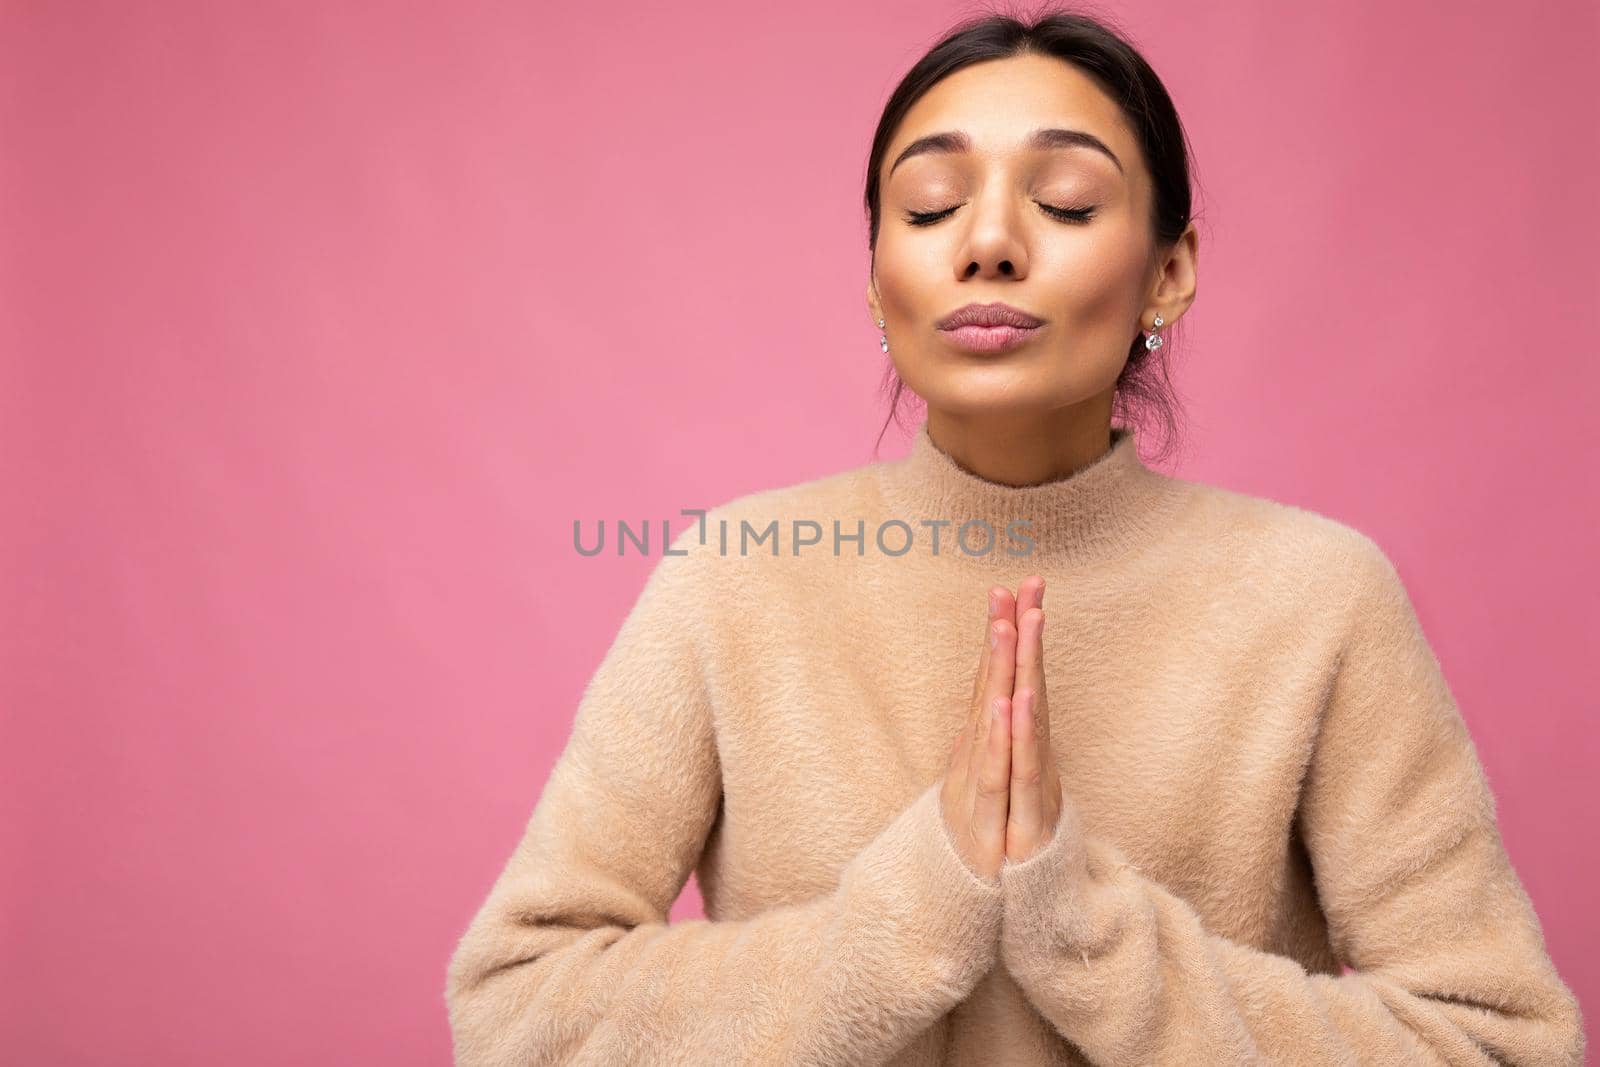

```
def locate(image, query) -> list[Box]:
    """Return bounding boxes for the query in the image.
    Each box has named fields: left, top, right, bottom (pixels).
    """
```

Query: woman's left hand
left=1006, top=575, right=1064, bottom=865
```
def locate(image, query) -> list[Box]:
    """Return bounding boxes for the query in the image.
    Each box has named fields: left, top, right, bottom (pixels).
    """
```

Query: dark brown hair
left=865, top=6, right=1202, bottom=464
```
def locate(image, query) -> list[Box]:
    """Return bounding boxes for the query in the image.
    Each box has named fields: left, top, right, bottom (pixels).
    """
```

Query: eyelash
left=903, top=203, right=1097, bottom=227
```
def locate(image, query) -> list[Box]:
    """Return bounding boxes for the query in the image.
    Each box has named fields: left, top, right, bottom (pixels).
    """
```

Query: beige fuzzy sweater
left=444, top=419, right=1584, bottom=1066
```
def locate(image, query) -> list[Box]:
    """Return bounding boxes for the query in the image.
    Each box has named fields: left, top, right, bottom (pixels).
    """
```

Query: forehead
left=885, top=53, right=1137, bottom=176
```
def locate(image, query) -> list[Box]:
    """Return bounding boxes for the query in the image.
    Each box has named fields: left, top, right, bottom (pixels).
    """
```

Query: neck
left=874, top=415, right=1193, bottom=571
left=923, top=410, right=1115, bottom=489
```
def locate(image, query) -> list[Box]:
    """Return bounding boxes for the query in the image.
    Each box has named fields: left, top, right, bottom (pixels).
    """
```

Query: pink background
left=3, top=2, right=1595, bottom=1062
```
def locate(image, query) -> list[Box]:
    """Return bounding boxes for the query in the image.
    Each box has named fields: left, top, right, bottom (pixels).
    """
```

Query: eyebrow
left=887, top=127, right=1124, bottom=178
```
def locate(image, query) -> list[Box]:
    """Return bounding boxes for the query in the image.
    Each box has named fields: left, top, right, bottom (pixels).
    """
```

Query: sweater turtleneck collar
left=873, top=417, right=1193, bottom=570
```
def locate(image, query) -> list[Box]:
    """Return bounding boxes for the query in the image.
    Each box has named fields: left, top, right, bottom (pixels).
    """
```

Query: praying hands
left=939, top=575, right=1065, bottom=878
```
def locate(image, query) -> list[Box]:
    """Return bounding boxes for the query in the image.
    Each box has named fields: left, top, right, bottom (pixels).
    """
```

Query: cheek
left=1041, top=224, right=1148, bottom=317
left=871, top=236, right=944, bottom=317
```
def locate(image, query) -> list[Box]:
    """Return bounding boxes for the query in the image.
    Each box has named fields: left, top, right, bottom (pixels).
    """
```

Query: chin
left=906, top=377, right=1068, bottom=418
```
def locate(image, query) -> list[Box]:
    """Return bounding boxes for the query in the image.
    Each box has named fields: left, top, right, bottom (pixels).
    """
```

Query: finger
left=1015, top=575, right=1046, bottom=744
left=982, top=613, right=1018, bottom=726
left=1008, top=686, right=1043, bottom=845
left=1015, top=605, right=1050, bottom=751
left=971, top=589, right=1015, bottom=749
left=976, top=613, right=1016, bottom=762
left=975, top=694, right=1012, bottom=846
left=1017, top=574, right=1045, bottom=617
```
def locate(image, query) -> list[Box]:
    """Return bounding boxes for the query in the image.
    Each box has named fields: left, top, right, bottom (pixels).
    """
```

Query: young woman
left=445, top=12, right=1583, bottom=1065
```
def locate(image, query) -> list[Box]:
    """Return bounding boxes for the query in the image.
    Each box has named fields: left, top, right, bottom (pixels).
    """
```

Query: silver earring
left=1144, top=312, right=1165, bottom=352
left=878, top=318, right=888, bottom=353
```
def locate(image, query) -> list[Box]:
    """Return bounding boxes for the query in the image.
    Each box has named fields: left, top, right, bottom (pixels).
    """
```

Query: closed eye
left=904, top=206, right=957, bottom=226
left=903, top=203, right=1098, bottom=226
left=1040, top=203, right=1096, bottom=224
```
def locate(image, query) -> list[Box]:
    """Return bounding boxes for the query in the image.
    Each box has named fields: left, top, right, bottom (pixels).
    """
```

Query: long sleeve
left=996, top=536, right=1585, bottom=1066
left=444, top=537, right=1004, bottom=1066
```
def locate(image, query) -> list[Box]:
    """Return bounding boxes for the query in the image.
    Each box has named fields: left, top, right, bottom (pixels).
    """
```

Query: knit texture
left=445, top=419, right=1584, bottom=1066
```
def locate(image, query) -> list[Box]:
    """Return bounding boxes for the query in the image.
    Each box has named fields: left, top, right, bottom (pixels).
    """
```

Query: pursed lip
left=936, top=301, right=1046, bottom=330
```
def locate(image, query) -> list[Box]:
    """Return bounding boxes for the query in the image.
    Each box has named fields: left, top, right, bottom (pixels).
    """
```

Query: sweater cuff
left=841, top=781, right=1004, bottom=995
left=996, top=790, right=1107, bottom=975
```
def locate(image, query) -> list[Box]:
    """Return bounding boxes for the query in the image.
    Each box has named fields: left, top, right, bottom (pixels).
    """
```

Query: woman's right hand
left=940, top=585, right=1015, bottom=882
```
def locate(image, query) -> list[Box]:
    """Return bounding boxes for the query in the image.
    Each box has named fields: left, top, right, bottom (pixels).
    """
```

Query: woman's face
left=868, top=53, right=1195, bottom=420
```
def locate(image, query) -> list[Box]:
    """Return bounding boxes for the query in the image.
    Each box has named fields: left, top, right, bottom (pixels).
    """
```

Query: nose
left=957, top=194, right=1029, bottom=281
left=964, top=257, right=1019, bottom=278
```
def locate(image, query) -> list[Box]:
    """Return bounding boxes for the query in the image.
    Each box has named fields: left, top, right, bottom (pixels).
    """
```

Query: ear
left=865, top=278, right=883, bottom=326
left=1144, top=223, right=1199, bottom=327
